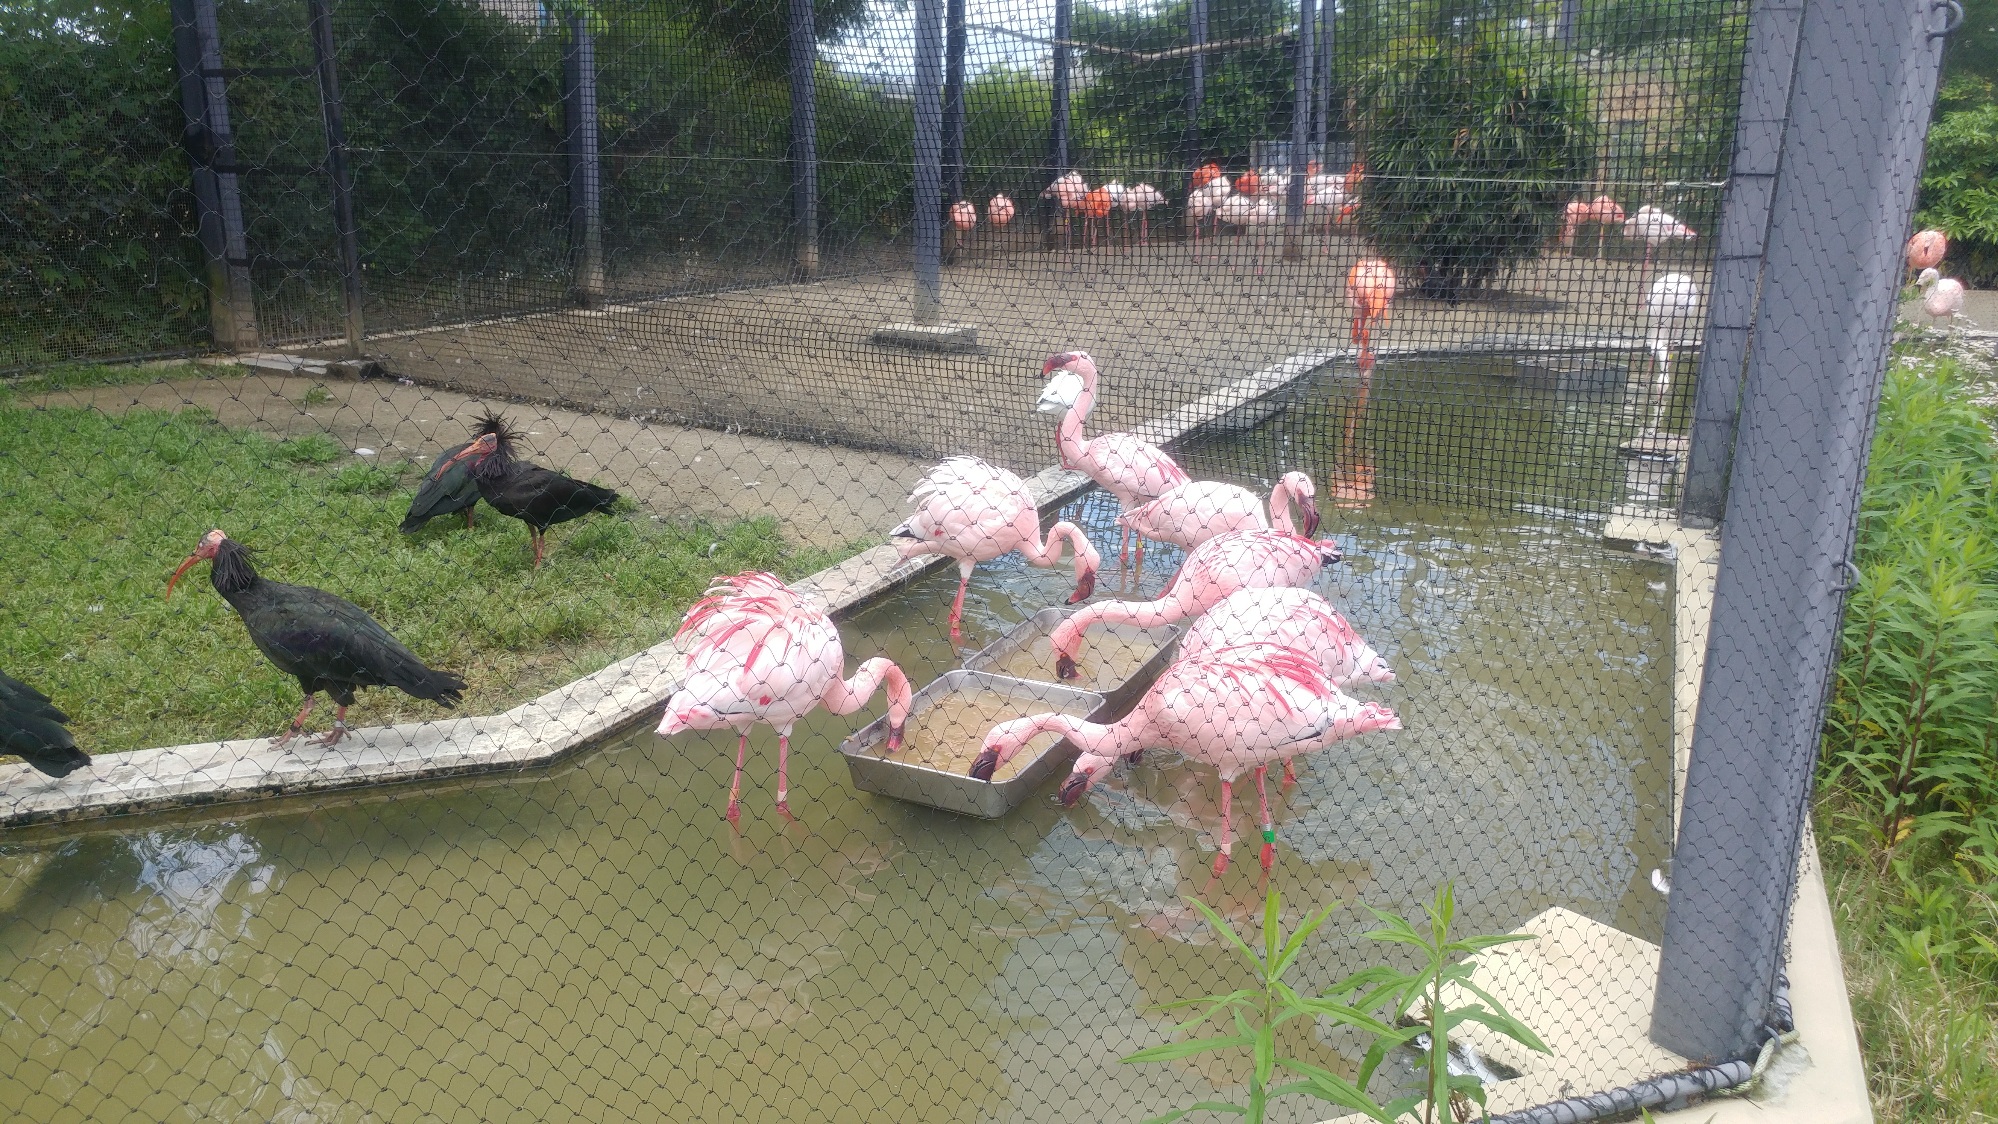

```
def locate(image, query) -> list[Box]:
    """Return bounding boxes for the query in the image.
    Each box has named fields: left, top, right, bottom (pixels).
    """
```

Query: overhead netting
left=0, top=0, right=1858, bottom=1119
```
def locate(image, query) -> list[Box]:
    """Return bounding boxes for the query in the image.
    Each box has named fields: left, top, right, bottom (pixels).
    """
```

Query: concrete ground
left=328, top=233, right=1697, bottom=470
left=36, top=369, right=933, bottom=551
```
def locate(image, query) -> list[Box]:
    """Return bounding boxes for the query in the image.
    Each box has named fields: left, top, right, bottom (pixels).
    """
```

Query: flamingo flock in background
left=975, top=644, right=1399, bottom=873
left=891, top=457, right=1101, bottom=645
left=1038, top=351, right=1190, bottom=587
left=656, top=572, right=913, bottom=824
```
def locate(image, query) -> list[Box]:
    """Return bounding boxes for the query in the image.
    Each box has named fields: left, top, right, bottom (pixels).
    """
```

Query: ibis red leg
left=312, top=705, right=350, bottom=747
left=273, top=694, right=317, bottom=749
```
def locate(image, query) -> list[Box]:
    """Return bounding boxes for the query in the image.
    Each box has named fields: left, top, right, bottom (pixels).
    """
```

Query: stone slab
left=870, top=322, right=981, bottom=352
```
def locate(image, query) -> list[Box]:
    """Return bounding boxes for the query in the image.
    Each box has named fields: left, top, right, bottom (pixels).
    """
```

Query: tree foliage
left=1917, top=77, right=1998, bottom=287
left=1353, top=29, right=1593, bottom=300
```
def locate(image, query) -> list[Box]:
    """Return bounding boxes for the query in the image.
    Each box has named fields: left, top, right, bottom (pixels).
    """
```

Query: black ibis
left=0, top=672, right=91, bottom=777
left=168, top=529, right=466, bottom=747
left=439, top=412, right=620, bottom=569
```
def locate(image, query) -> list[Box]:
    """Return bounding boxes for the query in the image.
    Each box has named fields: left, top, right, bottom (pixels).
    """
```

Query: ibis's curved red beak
left=165, top=554, right=200, bottom=600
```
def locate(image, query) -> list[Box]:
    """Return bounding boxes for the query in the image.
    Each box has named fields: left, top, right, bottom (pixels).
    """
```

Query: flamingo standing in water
left=1907, top=229, right=1946, bottom=286
left=1187, top=177, right=1233, bottom=261
left=1049, top=527, right=1342, bottom=681
left=657, top=572, right=913, bottom=824
left=890, top=457, right=1101, bottom=645
left=1038, top=351, right=1191, bottom=586
left=1118, top=471, right=1320, bottom=553
left=1178, top=585, right=1397, bottom=789
left=1343, top=258, right=1397, bottom=496
left=974, top=644, right=1400, bottom=873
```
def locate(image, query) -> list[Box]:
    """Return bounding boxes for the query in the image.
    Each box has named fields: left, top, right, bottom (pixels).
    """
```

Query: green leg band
left=1262, top=828, right=1276, bottom=844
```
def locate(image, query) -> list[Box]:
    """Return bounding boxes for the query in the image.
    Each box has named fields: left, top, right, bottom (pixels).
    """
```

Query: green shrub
left=1353, top=30, right=1594, bottom=300
left=1916, top=78, right=1998, bottom=287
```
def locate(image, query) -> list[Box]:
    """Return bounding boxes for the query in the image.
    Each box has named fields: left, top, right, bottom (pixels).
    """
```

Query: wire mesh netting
left=0, top=0, right=1944, bottom=1119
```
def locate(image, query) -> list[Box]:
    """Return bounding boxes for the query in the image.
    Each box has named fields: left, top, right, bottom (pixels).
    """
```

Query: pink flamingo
left=1048, top=527, right=1342, bottom=681
left=656, top=572, right=913, bottom=824
left=1624, top=205, right=1696, bottom=293
left=1121, top=182, right=1166, bottom=247
left=1306, top=170, right=1352, bottom=243
left=988, top=193, right=1016, bottom=228
left=1118, top=471, right=1320, bottom=553
left=1918, top=268, right=1966, bottom=327
left=890, top=456, right=1101, bottom=645
left=1038, top=351, right=1191, bottom=585
left=1178, top=585, right=1396, bottom=790
left=1177, top=586, right=1394, bottom=686
left=949, top=201, right=977, bottom=231
left=1560, top=195, right=1626, bottom=257
left=1042, top=171, right=1089, bottom=254
left=1187, top=178, right=1233, bottom=261
left=974, top=643, right=1400, bottom=873
left=1907, top=229, right=1946, bottom=286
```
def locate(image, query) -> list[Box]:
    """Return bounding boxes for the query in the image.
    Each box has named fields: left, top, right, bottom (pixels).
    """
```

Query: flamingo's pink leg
left=949, top=570, right=970, bottom=646
left=1256, top=765, right=1276, bottom=872
left=725, top=731, right=749, bottom=826
left=1282, top=759, right=1298, bottom=789
left=775, top=732, right=795, bottom=821
left=1141, top=212, right=1149, bottom=246
left=1212, top=778, right=1234, bottom=876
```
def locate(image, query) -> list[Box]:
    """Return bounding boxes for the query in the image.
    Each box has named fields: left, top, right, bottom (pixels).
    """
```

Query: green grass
left=1818, top=345, right=1998, bottom=1124
left=0, top=359, right=211, bottom=400
left=0, top=404, right=862, bottom=753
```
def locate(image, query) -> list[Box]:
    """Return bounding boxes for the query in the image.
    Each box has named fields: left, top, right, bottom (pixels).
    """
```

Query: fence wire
left=0, top=0, right=1929, bottom=1119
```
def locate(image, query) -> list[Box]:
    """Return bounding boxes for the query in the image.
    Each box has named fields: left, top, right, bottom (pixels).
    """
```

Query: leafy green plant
left=1916, top=76, right=1998, bottom=286
left=1353, top=29, right=1594, bottom=300
left=1123, top=883, right=1546, bottom=1124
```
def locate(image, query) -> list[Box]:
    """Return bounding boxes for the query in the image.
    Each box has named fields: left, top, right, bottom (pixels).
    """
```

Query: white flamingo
left=1643, top=273, right=1700, bottom=431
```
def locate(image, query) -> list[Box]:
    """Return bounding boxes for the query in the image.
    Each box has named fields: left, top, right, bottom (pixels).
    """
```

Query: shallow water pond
left=0, top=356, right=1674, bottom=1122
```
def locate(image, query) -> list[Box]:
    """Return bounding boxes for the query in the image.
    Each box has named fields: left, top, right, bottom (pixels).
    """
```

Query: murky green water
left=0, top=355, right=1673, bottom=1122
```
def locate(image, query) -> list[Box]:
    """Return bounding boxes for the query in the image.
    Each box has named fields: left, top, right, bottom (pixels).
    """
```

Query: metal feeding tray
left=840, top=670, right=1105, bottom=818
left=961, top=605, right=1182, bottom=714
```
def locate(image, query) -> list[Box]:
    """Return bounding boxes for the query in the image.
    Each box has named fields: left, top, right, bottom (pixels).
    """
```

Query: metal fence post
left=564, top=14, right=605, bottom=308
left=1652, top=0, right=1947, bottom=1063
left=1184, top=0, right=1206, bottom=181
left=1557, top=0, right=1580, bottom=46
left=789, top=0, right=819, bottom=279
left=1283, top=0, right=1315, bottom=260
left=1679, top=0, right=1806, bottom=527
left=943, top=0, right=966, bottom=208
left=1313, top=0, right=1332, bottom=155
left=168, top=0, right=258, bottom=352
left=1050, top=0, right=1072, bottom=178
left=307, top=0, right=364, bottom=355
left=913, top=0, right=944, bottom=323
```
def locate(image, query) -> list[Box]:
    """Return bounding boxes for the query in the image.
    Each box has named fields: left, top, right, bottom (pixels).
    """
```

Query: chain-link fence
left=0, top=0, right=1950, bottom=1119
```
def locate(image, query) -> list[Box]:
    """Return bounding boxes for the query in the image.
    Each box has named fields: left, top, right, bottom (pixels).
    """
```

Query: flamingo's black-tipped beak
left=969, top=749, right=999, bottom=782
left=1069, top=568, right=1096, bottom=603
left=1041, top=352, right=1081, bottom=376
left=1057, top=771, right=1091, bottom=806
left=1317, top=539, right=1343, bottom=565
left=1055, top=653, right=1079, bottom=681
left=1302, top=503, right=1321, bottom=539
left=885, top=723, right=905, bottom=753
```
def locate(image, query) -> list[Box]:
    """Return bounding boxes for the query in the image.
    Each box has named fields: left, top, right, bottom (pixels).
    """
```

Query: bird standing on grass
left=399, top=415, right=510, bottom=533
left=167, top=529, right=465, bottom=748
left=974, top=644, right=1400, bottom=874
left=657, top=572, right=912, bottom=825
left=0, top=672, right=91, bottom=778
left=439, top=412, right=620, bottom=569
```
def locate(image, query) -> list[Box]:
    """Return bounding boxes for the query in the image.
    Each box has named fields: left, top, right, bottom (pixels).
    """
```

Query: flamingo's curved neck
left=1050, top=594, right=1189, bottom=660
left=1020, top=521, right=1083, bottom=567
left=1014, top=711, right=1132, bottom=759
left=1268, top=479, right=1297, bottom=535
left=821, top=657, right=912, bottom=727
left=1056, top=366, right=1098, bottom=467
